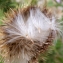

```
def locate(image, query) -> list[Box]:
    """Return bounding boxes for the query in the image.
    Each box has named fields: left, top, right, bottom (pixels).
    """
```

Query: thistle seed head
left=0, top=6, right=63, bottom=63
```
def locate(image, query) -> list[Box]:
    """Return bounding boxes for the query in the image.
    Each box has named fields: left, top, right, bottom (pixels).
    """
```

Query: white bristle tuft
left=5, top=8, right=63, bottom=45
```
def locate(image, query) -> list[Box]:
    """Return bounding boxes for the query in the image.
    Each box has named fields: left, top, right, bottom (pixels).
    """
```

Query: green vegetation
left=39, top=39, right=63, bottom=63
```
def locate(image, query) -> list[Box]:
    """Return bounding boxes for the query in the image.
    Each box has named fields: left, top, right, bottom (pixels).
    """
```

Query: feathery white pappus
left=0, top=7, right=63, bottom=63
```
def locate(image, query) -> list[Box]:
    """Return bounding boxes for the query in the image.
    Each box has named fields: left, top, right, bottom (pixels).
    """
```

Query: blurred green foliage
left=30, top=0, right=37, bottom=6
left=39, top=39, right=63, bottom=63
left=0, top=0, right=63, bottom=63
left=47, top=0, right=63, bottom=7
left=0, top=9, right=4, bottom=25
left=0, top=0, right=17, bottom=12
left=0, top=56, right=3, bottom=63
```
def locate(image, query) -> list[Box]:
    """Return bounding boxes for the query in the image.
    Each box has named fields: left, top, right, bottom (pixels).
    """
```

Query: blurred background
left=0, top=0, right=63, bottom=63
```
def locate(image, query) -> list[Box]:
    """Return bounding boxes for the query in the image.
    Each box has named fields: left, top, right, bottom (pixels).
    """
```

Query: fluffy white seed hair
left=5, top=8, right=62, bottom=44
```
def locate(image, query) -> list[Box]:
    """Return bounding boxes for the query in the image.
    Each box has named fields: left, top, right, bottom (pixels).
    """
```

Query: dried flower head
left=0, top=6, right=63, bottom=63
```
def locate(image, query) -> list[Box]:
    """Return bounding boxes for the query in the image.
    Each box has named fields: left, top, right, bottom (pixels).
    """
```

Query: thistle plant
left=0, top=0, right=63, bottom=63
